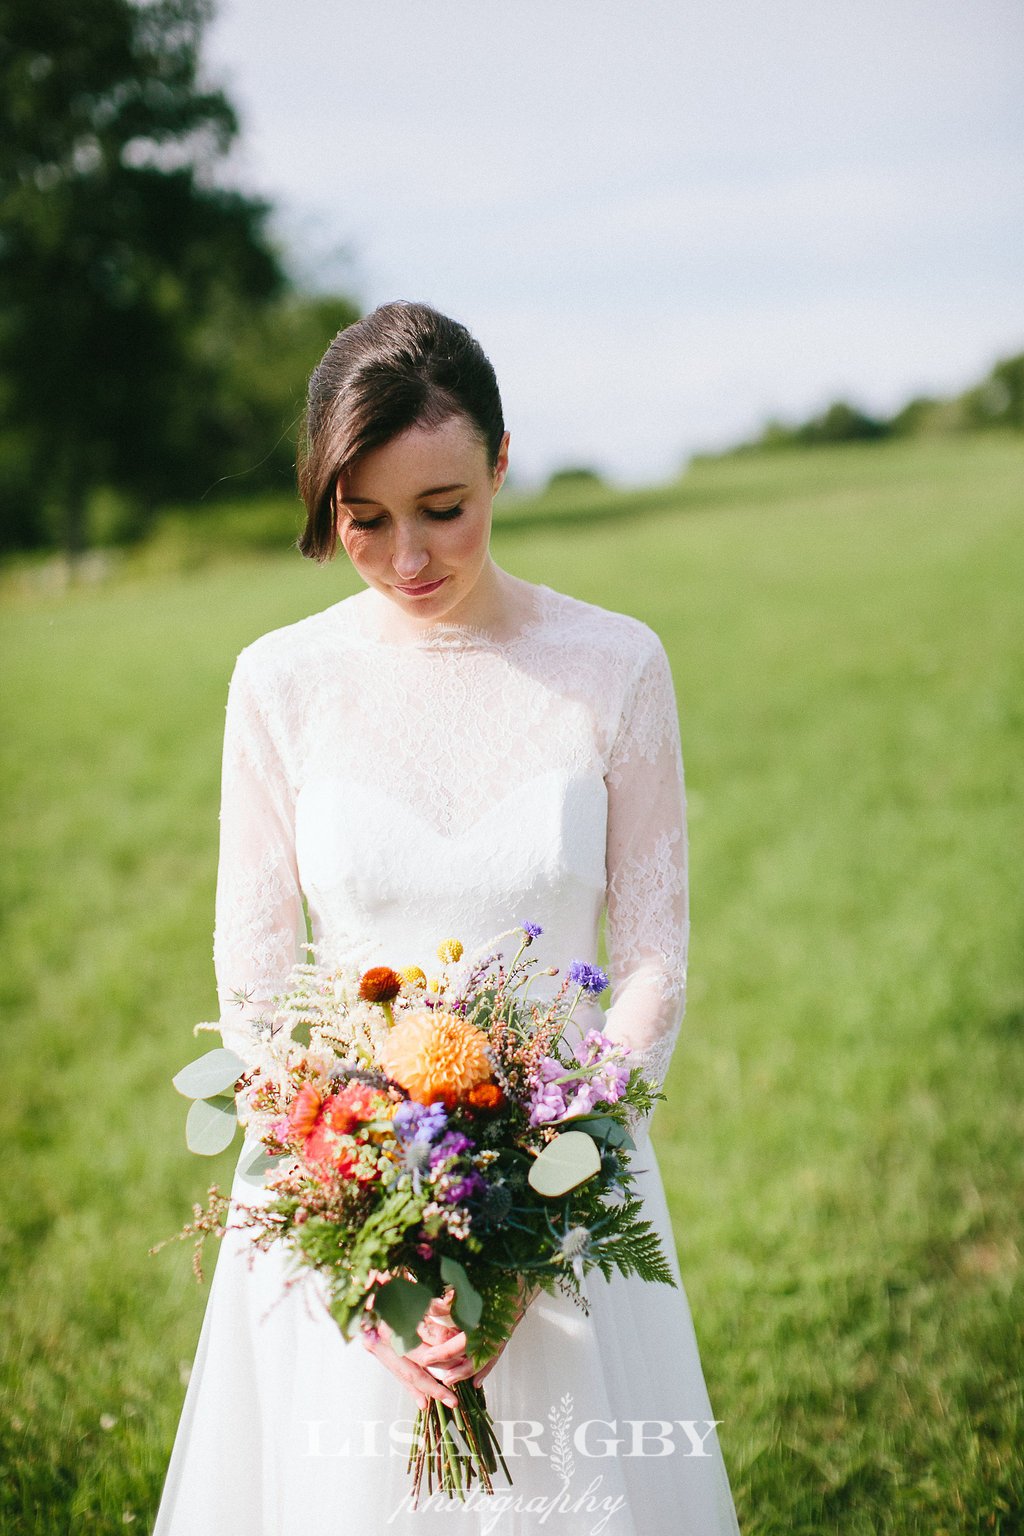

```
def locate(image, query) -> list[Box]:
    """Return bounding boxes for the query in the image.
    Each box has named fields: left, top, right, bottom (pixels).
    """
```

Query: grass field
left=2, top=435, right=1022, bottom=1533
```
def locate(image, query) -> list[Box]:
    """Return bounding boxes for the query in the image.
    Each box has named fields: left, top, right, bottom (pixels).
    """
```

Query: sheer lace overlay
left=154, top=582, right=745, bottom=1536
left=211, top=583, right=689, bottom=1119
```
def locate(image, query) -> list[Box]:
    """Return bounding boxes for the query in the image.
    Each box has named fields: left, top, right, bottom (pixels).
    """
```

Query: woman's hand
left=360, top=1293, right=470, bottom=1412
left=361, top=1281, right=542, bottom=1405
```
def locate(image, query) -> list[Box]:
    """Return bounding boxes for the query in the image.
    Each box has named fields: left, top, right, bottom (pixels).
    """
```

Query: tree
left=544, top=465, right=605, bottom=494
left=195, top=292, right=361, bottom=498
left=0, top=0, right=286, bottom=555
left=961, top=353, right=1024, bottom=431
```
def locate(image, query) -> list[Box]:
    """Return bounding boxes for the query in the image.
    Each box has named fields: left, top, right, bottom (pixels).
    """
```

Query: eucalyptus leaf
left=172, top=1048, right=245, bottom=1101
left=528, top=1129, right=602, bottom=1197
left=571, top=1114, right=635, bottom=1151
left=185, top=1095, right=239, bottom=1156
left=237, top=1140, right=286, bottom=1186
left=440, top=1255, right=483, bottom=1331
left=374, top=1275, right=433, bottom=1357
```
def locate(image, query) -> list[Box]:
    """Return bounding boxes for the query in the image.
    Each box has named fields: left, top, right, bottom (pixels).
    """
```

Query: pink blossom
left=529, top=1081, right=569, bottom=1125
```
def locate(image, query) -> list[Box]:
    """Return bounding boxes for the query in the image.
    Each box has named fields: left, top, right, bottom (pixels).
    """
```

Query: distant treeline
left=708, top=351, right=1024, bottom=458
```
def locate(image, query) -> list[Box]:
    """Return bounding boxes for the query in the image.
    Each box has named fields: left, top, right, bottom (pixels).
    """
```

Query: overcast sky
left=204, top=0, right=1023, bottom=486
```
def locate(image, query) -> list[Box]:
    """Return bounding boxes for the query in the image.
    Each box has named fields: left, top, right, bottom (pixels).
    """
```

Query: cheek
left=445, top=513, right=491, bottom=566
left=339, top=529, right=380, bottom=570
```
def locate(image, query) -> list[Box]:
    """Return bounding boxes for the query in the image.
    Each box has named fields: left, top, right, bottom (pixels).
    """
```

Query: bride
left=153, top=301, right=742, bottom=1534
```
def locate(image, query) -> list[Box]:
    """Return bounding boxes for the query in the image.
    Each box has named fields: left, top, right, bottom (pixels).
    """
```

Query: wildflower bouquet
left=162, top=923, right=676, bottom=1503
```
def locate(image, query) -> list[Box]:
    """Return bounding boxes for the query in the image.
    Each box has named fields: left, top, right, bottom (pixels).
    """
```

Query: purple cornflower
left=568, top=961, right=610, bottom=997
left=428, top=1130, right=474, bottom=1168
left=392, top=1100, right=448, bottom=1145
left=443, top=1171, right=487, bottom=1205
left=521, top=921, right=543, bottom=942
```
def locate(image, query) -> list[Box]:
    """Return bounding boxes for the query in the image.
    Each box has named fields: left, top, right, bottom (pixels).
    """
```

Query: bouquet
left=157, top=922, right=677, bottom=1503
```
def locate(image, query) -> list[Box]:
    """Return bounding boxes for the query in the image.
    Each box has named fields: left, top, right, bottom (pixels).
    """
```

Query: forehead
left=341, top=416, right=488, bottom=501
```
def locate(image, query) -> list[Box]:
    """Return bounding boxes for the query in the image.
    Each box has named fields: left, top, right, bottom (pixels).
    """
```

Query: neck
left=368, top=563, right=535, bottom=644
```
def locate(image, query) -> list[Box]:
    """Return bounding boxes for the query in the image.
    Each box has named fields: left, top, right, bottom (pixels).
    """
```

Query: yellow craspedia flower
left=437, top=938, right=464, bottom=964
left=398, top=966, right=427, bottom=991
left=379, top=1009, right=493, bottom=1108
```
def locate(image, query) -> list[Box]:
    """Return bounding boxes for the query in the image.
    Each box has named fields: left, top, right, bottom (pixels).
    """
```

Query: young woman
left=153, top=301, right=742, bottom=1535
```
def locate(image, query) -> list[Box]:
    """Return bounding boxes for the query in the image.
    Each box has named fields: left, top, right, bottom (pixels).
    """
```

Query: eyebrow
left=343, top=482, right=469, bottom=506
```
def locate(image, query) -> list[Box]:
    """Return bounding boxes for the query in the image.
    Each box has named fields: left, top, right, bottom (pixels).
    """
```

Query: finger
left=410, top=1368, right=459, bottom=1409
left=371, top=1345, right=458, bottom=1410
left=434, top=1358, right=478, bottom=1384
left=414, top=1331, right=469, bottom=1365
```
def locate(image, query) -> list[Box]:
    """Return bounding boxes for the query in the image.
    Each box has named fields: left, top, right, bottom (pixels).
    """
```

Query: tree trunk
left=61, top=471, right=88, bottom=567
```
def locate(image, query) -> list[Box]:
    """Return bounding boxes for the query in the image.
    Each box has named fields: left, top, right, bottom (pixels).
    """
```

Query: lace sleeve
left=212, top=649, right=307, bottom=1069
left=603, top=634, right=689, bottom=1128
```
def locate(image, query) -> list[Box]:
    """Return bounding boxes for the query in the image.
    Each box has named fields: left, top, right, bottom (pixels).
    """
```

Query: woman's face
left=335, top=415, right=510, bottom=627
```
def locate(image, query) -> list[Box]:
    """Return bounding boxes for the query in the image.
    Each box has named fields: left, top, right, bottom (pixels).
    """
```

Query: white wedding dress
left=153, top=581, right=741, bottom=1536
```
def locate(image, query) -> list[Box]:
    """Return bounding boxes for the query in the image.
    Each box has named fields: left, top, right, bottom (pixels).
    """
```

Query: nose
left=391, top=528, right=429, bottom=582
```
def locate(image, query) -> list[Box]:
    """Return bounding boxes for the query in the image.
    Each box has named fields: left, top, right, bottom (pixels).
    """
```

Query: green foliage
left=723, top=350, right=1024, bottom=458
left=961, top=352, right=1024, bottom=431
left=527, top=1128, right=602, bottom=1196
left=585, top=1194, right=678, bottom=1286
left=440, top=1256, right=483, bottom=1332
left=171, top=1047, right=244, bottom=1101
left=182, top=1095, right=236, bottom=1156
left=1, top=435, right=1022, bottom=1530
left=371, top=1274, right=433, bottom=1357
left=467, top=1271, right=528, bottom=1368
left=0, top=0, right=359, bottom=558
left=544, top=465, right=606, bottom=493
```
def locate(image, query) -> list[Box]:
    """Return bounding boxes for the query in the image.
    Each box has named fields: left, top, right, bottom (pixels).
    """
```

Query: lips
left=394, top=577, right=447, bottom=596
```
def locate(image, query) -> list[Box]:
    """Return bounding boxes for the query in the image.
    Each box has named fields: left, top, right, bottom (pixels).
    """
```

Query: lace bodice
left=212, top=582, right=690, bottom=1128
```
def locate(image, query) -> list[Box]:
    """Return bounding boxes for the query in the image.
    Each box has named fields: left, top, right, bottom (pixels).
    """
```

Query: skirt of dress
left=152, top=1129, right=741, bottom=1536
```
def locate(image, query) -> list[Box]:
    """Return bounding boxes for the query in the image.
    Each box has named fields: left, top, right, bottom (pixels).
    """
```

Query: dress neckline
left=332, top=582, right=556, bottom=653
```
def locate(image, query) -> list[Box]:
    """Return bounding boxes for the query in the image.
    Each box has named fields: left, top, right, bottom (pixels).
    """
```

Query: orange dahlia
left=378, top=1009, right=494, bottom=1108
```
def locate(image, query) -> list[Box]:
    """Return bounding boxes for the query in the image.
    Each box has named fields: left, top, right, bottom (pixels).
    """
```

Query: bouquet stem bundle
left=408, top=1379, right=510, bottom=1501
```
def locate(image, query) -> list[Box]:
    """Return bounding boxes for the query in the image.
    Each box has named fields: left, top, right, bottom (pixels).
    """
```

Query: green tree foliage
left=544, top=465, right=605, bottom=493
left=725, top=351, right=1024, bottom=459
left=961, top=351, right=1024, bottom=431
left=0, top=0, right=315, bottom=555
left=745, top=401, right=891, bottom=453
left=195, top=291, right=360, bottom=500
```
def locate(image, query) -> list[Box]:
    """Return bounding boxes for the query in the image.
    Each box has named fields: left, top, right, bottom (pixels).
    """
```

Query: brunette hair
left=296, top=300, right=505, bottom=562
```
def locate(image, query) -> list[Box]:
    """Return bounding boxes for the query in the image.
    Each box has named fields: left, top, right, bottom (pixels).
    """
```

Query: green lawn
left=2, top=435, right=1022, bottom=1533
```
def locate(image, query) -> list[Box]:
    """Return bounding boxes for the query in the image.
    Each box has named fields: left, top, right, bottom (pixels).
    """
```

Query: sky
left=204, top=0, right=1024, bottom=487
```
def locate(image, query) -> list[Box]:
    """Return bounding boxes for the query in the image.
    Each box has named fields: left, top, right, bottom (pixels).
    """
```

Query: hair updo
left=296, top=300, right=506, bottom=563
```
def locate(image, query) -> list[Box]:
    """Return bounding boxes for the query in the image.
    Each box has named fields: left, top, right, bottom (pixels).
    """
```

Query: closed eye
left=346, top=504, right=464, bottom=532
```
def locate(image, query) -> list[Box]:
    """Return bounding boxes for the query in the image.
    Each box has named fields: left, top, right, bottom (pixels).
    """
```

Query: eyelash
left=348, top=504, right=464, bottom=532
